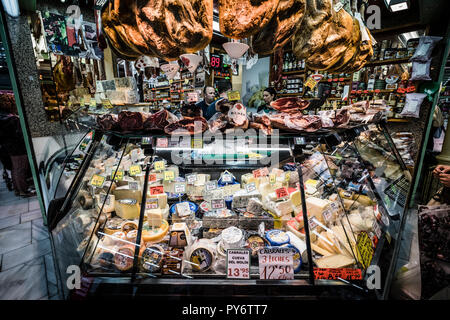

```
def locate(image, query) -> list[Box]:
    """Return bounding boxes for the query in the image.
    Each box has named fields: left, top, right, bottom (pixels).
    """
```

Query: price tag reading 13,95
left=226, top=249, right=250, bottom=279
left=258, top=247, right=295, bottom=280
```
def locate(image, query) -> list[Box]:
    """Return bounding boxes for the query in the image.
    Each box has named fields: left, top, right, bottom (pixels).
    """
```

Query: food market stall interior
left=47, top=111, right=411, bottom=299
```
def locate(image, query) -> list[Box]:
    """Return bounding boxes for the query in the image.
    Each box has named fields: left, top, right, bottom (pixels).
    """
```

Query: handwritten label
left=149, top=185, right=164, bottom=195
left=101, top=99, right=113, bottom=108
left=90, top=174, right=105, bottom=187
left=309, top=217, right=319, bottom=230
left=191, top=138, right=203, bottom=149
left=148, top=173, right=157, bottom=182
left=305, top=76, right=319, bottom=90
left=206, top=180, right=217, bottom=191
left=211, top=198, right=226, bottom=210
left=114, top=169, right=124, bottom=181
left=129, top=165, right=142, bottom=176
left=269, top=174, right=276, bottom=185
left=258, top=247, right=295, bottom=280
left=174, top=183, right=186, bottom=194
left=146, top=198, right=159, bottom=209
left=227, top=90, right=241, bottom=101
left=356, top=231, right=374, bottom=269
left=164, top=170, right=175, bottom=181
left=284, top=172, right=291, bottom=183
left=154, top=161, right=165, bottom=171
left=187, top=92, right=199, bottom=103
left=227, top=249, right=250, bottom=279
left=313, top=268, right=362, bottom=280
left=128, top=181, right=139, bottom=190
left=186, top=174, right=197, bottom=184
left=275, top=187, right=289, bottom=199
left=245, top=182, right=257, bottom=193
left=221, top=172, right=233, bottom=183
left=156, top=138, right=168, bottom=148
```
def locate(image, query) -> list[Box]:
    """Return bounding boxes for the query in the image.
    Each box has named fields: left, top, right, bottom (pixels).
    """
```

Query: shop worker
left=196, top=86, right=216, bottom=117
left=204, top=81, right=233, bottom=120
left=257, top=87, right=277, bottom=114
left=432, top=164, right=450, bottom=204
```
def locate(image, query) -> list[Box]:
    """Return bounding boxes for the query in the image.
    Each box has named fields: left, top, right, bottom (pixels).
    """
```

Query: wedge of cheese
left=113, top=186, right=142, bottom=203
left=315, top=254, right=355, bottom=269
left=95, top=194, right=115, bottom=213
left=305, top=197, right=330, bottom=223
left=290, top=190, right=302, bottom=207
left=146, top=208, right=163, bottom=227
left=114, top=199, right=140, bottom=219
left=146, top=192, right=168, bottom=209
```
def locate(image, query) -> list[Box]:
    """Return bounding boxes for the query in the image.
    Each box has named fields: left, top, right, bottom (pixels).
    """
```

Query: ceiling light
left=384, top=0, right=410, bottom=12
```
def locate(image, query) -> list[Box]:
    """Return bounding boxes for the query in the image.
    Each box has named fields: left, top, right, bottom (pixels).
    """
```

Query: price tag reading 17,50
left=227, top=249, right=250, bottom=279
left=258, top=247, right=295, bottom=280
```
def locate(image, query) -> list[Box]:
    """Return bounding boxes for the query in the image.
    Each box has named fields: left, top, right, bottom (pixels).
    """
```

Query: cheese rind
left=305, top=197, right=330, bottom=223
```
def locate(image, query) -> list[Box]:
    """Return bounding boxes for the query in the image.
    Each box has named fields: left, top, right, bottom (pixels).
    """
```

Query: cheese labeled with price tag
left=146, top=198, right=159, bottom=210
left=95, top=194, right=115, bottom=213
left=114, top=199, right=140, bottom=219
left=113, top=185, right=142, bottom=203
left=147, top=192, right=167, bottom=209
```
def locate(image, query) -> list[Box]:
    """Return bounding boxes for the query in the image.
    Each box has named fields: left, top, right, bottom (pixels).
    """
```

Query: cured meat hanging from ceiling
left=251, top=0, right=306, bottom=55
left=100, top=0, right=213, bottom=61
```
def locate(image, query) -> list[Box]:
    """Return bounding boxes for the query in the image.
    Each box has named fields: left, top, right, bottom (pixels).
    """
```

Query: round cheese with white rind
left=221, top=226, right=244, bottom=250
left=265, top=229, right=290, bottom=246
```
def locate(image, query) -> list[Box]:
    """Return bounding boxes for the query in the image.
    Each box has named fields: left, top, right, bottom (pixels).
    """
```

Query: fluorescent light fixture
left=1, top=0, right=20, bottom=17
left=384, top=0, right=409, bottom=12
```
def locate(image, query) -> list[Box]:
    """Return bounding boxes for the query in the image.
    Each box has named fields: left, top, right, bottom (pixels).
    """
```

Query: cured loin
left=97, top=114, right=119, bottom=131
left=285, top=115, right=323, bottom=132
left=292, top=0, right=333, bottom=60
left=270, top=97, right=310, bottom=113
left=118, top=111, right=149, bottom=132
left=143, top=109, right=178, bottom=131
left=252, top=0, right=306, bottom=55
left=219, top=0, right=280, bottom=39
left=164, top=116, right=209, bottom=135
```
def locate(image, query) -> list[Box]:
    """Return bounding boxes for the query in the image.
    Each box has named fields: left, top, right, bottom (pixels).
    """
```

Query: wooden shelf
left=387, top=118, right=409, bottom=123
left=364, top=57, right=411, bottom=67
left=282, top=70, right=306, bottom=75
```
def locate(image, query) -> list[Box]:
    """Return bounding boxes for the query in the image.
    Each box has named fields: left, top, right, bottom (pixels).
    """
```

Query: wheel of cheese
left=189, top=239, right=216, bottom=272
left=281, top=243, right=302, bottom=273
left=104, top=217, right=124, bottom=235
left=142, top=219, right=169, bottom=243
left=114, top=245, right=136, bottom=272
left=121, top=220, right=139, bottom=234
left=265, top=229, right=290, bottom=246
left=139, top=244, right=165, bottom=273
left=221, top=227, right=244, bottom=250
left=245, top=234, right=267, bottom=258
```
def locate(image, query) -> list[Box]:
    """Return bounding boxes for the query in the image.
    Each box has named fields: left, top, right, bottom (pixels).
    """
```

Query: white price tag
left=99, top=193, right=110, bottom=206
left=258, top=247, right=295, bottom=280
left=322, top=209, right=332, bottom=222
left=309, top=217, right=318, bottom=230
left=146, top=198, right=159, bottom=209
left=186, top=174, right=197, bottom=184
left=129, top=181, right=139, bottom=191
left=174, top=183, right=186, bottom=194
left=245, top=182, right=257, bottom=193
left=334, top=1, right=344, bottom=12
left=226, top=249, right=250, bottom=279
left=221, top=173, right=233, bottom=183
left=373, top=220, right=382, bottom=239
left=211, top=198, right=226, bottom=210
left=206, top=180, right=217, bottom=191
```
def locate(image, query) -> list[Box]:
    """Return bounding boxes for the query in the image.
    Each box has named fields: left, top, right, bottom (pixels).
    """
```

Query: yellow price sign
left=114, top=169, right=124, bottom=181
left=356, top=232, right=374, bottom=269
left=191, top=138, right=203, bottom=149
left=129, top=165, right=142, bottom=176
left=90, top=99, right=96, bottom=108
left=90, top=174, right=105, bottom=187
left=154, top=161, right=165, bottom=171
left=80, top=98, right=85, bottom=106
left=284, top=172, right=291, bottom=183
left=269, top=174, right=276, bottom=185
left=101, top=99, right=114, bottom=109
left=164, top=170, right=175, bottom=181
left=227, top=90, right=241, bottom=101
left=305, top=76, right=319, bottom=90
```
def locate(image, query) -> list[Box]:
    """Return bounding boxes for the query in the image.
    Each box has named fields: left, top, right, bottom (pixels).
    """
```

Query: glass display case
left=48, top=122, right=412, bottom=299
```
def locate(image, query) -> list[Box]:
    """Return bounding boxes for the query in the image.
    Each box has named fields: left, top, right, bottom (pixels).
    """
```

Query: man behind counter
left=196, top=86, right=216, bottom=117
left=204, top=81, right=233, bottom=120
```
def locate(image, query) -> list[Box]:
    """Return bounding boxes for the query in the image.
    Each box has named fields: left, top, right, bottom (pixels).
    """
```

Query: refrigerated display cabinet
left=47, top=122, right=413, bottom=299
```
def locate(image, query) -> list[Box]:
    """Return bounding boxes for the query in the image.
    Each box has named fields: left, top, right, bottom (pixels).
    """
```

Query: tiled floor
left=0, top=171, right=60, bottom=300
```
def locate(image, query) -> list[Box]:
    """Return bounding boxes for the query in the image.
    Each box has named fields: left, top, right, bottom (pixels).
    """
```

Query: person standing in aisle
left=196, top=86, right=216, bottom=117
left=204, top=81, right=232, bottom=120
left=257, top=87, right=277, bottom=114
left=0, top=93, right=35, bottom=197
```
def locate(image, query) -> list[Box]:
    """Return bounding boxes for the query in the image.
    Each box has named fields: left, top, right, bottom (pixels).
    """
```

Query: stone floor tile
left=32, top=218, right=49, bottom=242
left=0, top=200, right=29, bottom=220
left=0, top=215, right=20, bottom=230
left=20, top=209, right=43, bottom=223
left=0, top=257, right=48, bottom=300
left=1, top=238, right=51, bottom=271
left=0, top=222, right=32, bottom=255
left=28, top=198, right=40, bottom=212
